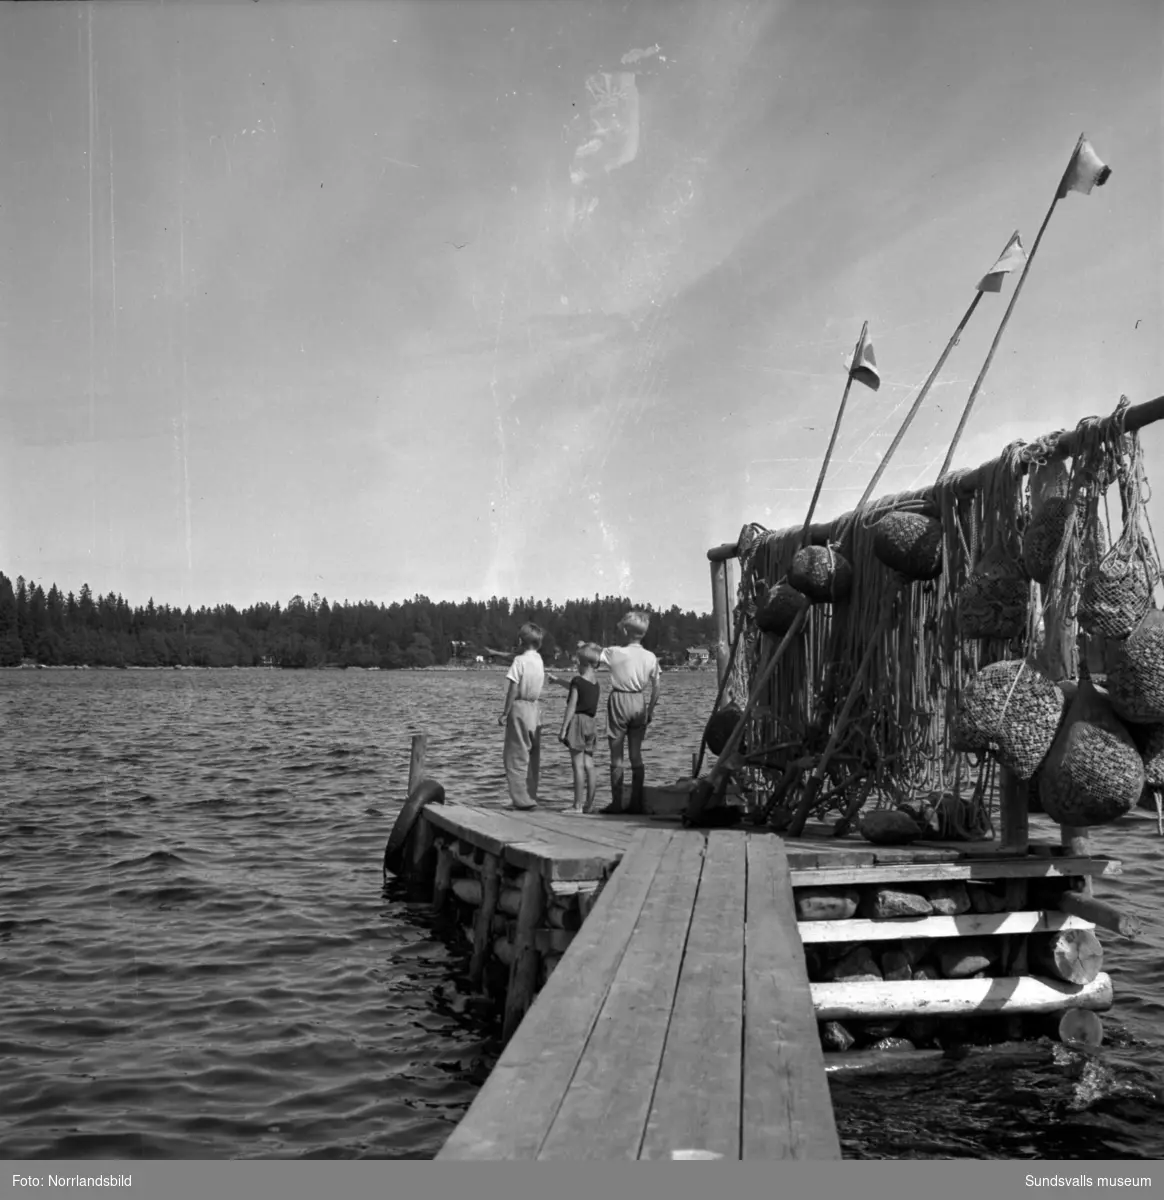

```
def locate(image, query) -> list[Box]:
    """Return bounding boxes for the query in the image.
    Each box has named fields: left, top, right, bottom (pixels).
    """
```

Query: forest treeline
left=0, top=571, right=717, bottom=670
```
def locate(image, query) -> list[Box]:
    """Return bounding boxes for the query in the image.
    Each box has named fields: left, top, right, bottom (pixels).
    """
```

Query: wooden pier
left=437, top=826, right=838, bottom=1160
left=385, top=786, right=1123, bottom=1160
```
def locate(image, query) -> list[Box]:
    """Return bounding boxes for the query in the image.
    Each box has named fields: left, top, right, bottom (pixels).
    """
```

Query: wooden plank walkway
left=437, top=828, right=840, bottom=1161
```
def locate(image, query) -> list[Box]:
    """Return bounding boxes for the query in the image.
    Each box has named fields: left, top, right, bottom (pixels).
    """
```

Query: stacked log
left=426, top=830, right=597, bottom=1038
left=799, top=872, right=1115, bottom=1054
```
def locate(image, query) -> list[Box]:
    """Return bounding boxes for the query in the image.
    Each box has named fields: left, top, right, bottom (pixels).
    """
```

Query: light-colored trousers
left=503, top=699, right=541, bottom=806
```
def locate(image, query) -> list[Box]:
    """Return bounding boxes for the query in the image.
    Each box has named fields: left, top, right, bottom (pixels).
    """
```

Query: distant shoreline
left=2, top=662, right=715, bottom=673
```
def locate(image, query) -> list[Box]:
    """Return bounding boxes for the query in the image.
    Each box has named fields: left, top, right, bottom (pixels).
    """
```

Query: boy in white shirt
left=497, top=622, right=545, bottom=810
left=598, top=610, right=660, bottom=815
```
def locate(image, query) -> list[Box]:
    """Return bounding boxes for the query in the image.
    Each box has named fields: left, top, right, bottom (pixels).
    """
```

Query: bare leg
left=569, top=750, right=586, bottom=810
left=606, top=733, right=626, bottom=812
left=626, top=723, right=647, bottom=814
left=583, top=750, right=597, bottom=812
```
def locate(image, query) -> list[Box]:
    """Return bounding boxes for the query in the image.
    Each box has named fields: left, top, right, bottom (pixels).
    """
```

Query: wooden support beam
left=503, top=869, right=547, bottom=1040
left=999, top=769, right=1029, bottom=854
left=797, top=909, right=1094, bottom=944
left=432, top=844, right=455, bottom=913
left=469, top=856, right=501, bottom=986
left=1058, top=890, right=1141, bottom=939
left=709, top=557, right=735, bottom=689
left=408, top=733, right=427, bottom=793
left=812, top=972, right=1113, bottom=1021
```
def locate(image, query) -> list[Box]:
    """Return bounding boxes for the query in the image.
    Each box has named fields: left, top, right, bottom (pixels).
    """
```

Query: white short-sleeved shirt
left=600, top=644, right=659, bottom=693
left=506, top=649, right=545, bottom=701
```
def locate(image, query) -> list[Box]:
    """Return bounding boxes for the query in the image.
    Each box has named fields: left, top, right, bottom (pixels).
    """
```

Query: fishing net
left=1038, top=679, right=1144, bottom=826
left=788, top=544, right=853, bottom=603
left=727, top=397, right=1159, bottom=834
left=872, top=511, right=944, bottom=581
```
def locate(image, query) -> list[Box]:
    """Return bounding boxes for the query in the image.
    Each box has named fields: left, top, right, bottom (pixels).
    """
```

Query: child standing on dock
left=497, top=622, right=545, bottom=811
left=598, top=611, right=660, bottom=815
left=558, top=643, right=602, bottom=814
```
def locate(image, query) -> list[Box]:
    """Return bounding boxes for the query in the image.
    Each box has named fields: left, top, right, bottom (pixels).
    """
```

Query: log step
left=790, top=856, right=1120, bottom=888
left=798, top=910, right=1095, bottom=944
left=812, top=972, right=1113, bottom=1020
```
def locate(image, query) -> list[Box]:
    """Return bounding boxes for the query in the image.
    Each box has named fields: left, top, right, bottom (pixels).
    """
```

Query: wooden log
left=503, top=869, right=546, bottom=1040
left=1061, top=829, right=1094, bottom=896
left=998, top=768, right=1028, bottom=854
left=453, top=877, right=484, bottom=906
left=432, top=845, right=455, bottom=913
left=710, top=557, right=736, bottom=688
left=706, top=392, right=1164, bottom=558
left=1059, top=1009, right=1104, bottom=1047
left=812, top=972, right=1114, bottom=1020
left=1029, top=927, right=1104, bottom=985
left=408, top=733, right=427, bottom=793
left=546, top=905, right=582, bottom=932
left=468, top=856, right=501, bottom=985
left=1058, top=890, right=1141, bottom=939
left=790, top=856, right=1121, bottom=887
left=796, top=909, right=1094, bottom=944
left=493, top=936, right=515, bottom=967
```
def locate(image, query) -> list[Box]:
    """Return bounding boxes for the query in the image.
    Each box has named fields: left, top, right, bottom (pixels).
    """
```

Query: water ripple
left=0, top=667, right=1161, bottom=1160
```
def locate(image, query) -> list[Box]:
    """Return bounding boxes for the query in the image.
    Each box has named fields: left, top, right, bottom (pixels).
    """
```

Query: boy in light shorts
left=598, top=610, right=660, bottom=815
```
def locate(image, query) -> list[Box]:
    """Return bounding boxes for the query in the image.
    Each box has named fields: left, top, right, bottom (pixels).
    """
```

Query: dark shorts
left=607, top=690, right=647, bottom=739
left=563, top=713, right=597, bottom=753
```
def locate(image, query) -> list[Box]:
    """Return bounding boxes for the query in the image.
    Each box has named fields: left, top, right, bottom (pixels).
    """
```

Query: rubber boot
left=598, top=760, right=624, bottom=815
left=627, top=766, right=646, bottom=815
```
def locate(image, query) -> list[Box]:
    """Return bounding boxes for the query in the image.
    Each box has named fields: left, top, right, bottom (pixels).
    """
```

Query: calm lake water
left=1, top=667, right=1161, bottom=1160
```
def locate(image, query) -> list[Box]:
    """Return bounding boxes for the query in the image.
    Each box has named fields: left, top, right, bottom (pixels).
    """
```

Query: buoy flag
left=1056, top=136, right=1112, bottom=199
left=976, top=231, right=1028, bottom=293
left=848, top=326, right=881, bottom=391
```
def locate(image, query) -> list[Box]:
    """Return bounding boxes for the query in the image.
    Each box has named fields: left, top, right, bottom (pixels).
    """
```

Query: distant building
left=686, top=645, right=711, bottom=667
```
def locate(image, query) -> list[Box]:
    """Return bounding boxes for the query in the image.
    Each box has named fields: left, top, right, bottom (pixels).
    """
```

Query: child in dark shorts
left=558, top=643, right=602, bottom=814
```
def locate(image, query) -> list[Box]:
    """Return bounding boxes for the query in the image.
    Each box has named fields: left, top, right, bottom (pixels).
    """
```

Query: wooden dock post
left=408, top=733, right=427, bottom=793
left=710, top=556, right=736, bottom=689
left=432, top=842, right=455, bottom=913
left=469, top=856, right=502, bottom=985
left=503, top=868, right=546, bottom=1041
left=999, top=769, right=1029, bottom=853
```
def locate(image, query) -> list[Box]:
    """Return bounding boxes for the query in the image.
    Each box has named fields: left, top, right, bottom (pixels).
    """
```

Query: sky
left=1, top=0, right=1160, bottom=616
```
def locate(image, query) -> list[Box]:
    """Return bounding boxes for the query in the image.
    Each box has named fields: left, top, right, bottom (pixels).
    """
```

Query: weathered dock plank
left=537, top=834, right=706, bottom=1160
left=798, top=909, right=1095, bottom=944
left=743, top=836, right=841, bottom=1160
left=424, top=803, right=621, bottom=881
left=438, top=828, right=840, bottom=1161
left=436, top=830, right=675, bottom=1160
left=789, top=855, right=1121, bottom=887
left=638, top=832, right=748, bottom=1160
